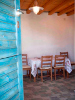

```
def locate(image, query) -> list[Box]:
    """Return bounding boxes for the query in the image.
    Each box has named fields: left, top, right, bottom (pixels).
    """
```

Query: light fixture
left=29, top=0, right=44, bottom=14
left=16, top=9, right=24, bottom=16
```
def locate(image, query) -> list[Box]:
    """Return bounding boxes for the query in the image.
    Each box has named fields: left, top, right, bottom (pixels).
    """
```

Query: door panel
left=0, top=12, right=15, bottom=24
left=0, top=0, right=24, bottom=100
left=0, top=48, right=17, bottom=59
left=0, top=0, right=16, bottom=58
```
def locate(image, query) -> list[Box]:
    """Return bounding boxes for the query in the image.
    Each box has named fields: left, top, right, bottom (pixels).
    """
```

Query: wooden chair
left=60, top=52, right=75, bottom=77
left=22, top=54, right=31, bottom=79
left=60, top=52, right=69, bottom=77
left=37, top=56, right=53, bottom=82
left=71, top=62, right=75, bottom=70
left=71, top=62, right=75, bottom=66
left=54, top=55, right=65, bottom=80
left=60, top=52, right=68, bottom=58
left=60, top=52, right=75, bottom=67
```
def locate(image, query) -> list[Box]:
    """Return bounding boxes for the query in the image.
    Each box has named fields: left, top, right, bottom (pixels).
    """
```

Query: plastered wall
left=21, top=12, right=74, bottom=61
left=74, top=14, right=75, bottom=62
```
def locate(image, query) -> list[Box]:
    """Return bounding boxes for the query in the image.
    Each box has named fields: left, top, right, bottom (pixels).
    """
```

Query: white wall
left=21, top=12, right=74, bottom=62
left=74, top=14, right=75, bottom=62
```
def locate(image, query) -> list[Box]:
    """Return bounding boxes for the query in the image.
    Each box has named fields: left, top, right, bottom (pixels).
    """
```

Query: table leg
left=34, top=77, right=36, bottom=82
left=67, top=72, right=69, bottom=78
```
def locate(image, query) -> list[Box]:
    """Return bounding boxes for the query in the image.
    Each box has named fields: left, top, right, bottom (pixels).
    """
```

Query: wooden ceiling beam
left=67, top=10, right=74, bottom=16
left=37, top=0, right=53, bottom=15
left=48, top=0, right=74, bottom=15
left=58, top=4, right=74, bottom=16
left=20, top=0, right=25, bottom=8
left=26, top=0, right=35, bottom=14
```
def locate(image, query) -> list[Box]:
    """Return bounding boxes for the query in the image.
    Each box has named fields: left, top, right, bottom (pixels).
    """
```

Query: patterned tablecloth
left=65, top=58, right=72, bottom=73
left=28, top=57, right=72, bottom=77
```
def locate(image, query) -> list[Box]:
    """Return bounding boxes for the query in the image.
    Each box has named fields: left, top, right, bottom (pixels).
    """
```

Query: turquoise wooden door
left=0, top=0, right=24, bottom=100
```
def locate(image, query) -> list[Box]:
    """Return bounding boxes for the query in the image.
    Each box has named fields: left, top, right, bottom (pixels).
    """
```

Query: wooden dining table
left=28, top=57, right=72, bottom=82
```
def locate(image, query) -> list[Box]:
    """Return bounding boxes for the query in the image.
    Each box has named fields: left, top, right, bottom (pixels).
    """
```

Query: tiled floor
left=23, top=71, right=75, bottom=100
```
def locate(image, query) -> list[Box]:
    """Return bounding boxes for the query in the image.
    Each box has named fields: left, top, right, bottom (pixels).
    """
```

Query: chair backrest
left=22, top=54, right=28, bottom=65
left=41, top=56, right=53, bottom=68
left=60, top=52, right=68, bottom=58
left=55, top=55, right=65, bottom=67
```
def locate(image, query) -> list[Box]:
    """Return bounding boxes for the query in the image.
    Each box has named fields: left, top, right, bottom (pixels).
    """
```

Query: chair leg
left=30, top=70, right=31, bottom=80
left=54, top=69, right=56, bottom=80
left=28, top=70, right=30, bottom=76
left=41, top=70, right=43, bottom=82
left=67, top=71, right=69, bottom=78
left=51, top=69, right=52, bottom=81
left=58, top=69, right=61, bottom=75
left=58, top=69, right=60, bottom=74
left=27, top=70, right=28, bottom=76
left=47, top=71, right=48, bottom=75
left=49, top=70, right=50, bottom=75
left=63, top=68, right=65, bottom=79
left=37, top=69, right=38, bottom=78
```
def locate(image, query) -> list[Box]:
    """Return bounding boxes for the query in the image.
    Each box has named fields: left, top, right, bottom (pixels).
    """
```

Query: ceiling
left=20, top=0, right=74, bottom=16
